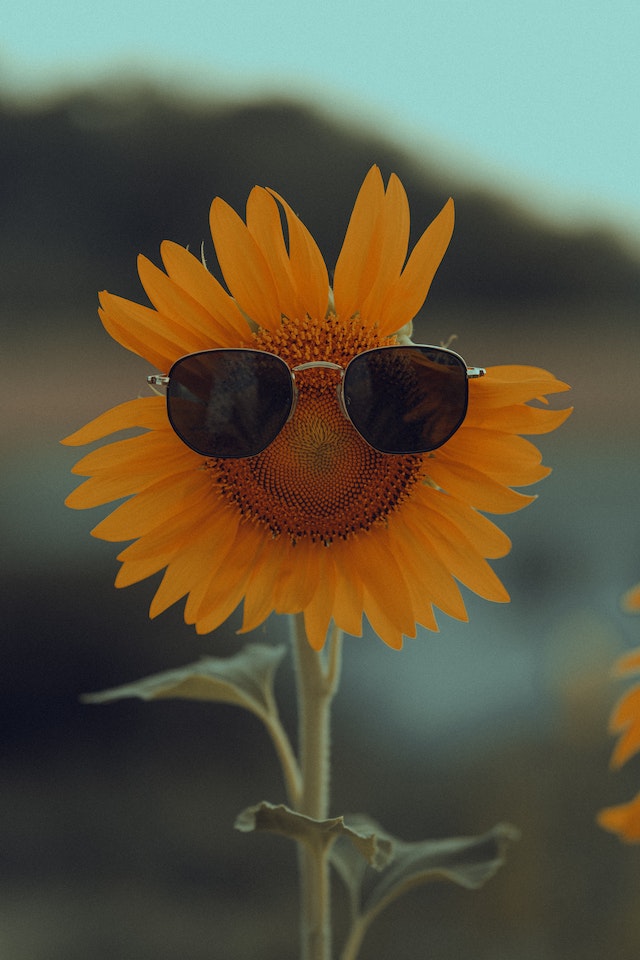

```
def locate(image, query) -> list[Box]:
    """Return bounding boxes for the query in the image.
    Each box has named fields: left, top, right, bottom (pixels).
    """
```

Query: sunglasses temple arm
left=467, top=366, right=486, bottom=378
left=147, top=374, right=170, bottom=387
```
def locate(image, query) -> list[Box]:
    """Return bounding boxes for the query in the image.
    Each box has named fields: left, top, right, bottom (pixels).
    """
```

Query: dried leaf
left=332, top=814, right=519, bottom=922
left=82, top=643, right=287, bottom=721
left=235, top=802, right=393, bottom=868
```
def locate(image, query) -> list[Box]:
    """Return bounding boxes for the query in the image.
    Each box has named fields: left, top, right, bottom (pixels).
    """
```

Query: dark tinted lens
left=167, top=350, right=293, bottom=458
left=343, top=346, right=468, bottom=454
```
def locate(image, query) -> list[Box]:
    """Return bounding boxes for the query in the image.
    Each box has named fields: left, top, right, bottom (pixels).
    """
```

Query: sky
left=3, top=0, right=639, bottom=242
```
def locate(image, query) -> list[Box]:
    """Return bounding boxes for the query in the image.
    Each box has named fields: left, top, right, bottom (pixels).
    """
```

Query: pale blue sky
left=3, top=0, right=639, bottom=240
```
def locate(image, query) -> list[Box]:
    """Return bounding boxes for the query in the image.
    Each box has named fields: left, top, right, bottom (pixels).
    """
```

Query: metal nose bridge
left=291, top=360, right=345, bottom=374
left=288, top=360, right=348, bottom=424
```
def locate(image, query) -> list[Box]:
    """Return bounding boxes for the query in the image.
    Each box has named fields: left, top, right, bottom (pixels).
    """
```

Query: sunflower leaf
left=331, top=815, right=519, bottom=925
left=82, top=643, right=287, bottom=720
left=235, top=802, right=394, bottom=867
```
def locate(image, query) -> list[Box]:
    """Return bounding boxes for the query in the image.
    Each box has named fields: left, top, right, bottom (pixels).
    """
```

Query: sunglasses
left=148, top=345, right=485, bottom=459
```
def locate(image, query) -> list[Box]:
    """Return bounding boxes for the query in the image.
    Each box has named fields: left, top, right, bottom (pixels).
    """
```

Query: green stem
left=291, top=615, right=343, bottom=960
left=339, top=916, right=368, bottom=960
left=260, top=708, right=302, bottom=808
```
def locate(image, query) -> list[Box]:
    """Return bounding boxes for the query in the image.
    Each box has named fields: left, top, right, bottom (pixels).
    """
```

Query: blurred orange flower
left=63, top=167, right=571, bottom=650
left=599, top=617, right=640, bottom=842
left=622, top=583, right=640, bottom=613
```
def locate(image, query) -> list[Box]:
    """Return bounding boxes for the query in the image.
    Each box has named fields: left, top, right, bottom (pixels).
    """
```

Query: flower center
left=207, top=316, right=424, bottom=543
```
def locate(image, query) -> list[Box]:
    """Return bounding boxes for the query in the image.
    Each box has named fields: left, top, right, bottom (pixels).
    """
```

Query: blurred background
left=2, top=2, right=640, bottom=958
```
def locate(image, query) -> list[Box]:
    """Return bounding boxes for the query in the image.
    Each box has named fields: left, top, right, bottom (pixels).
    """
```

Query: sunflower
left=63, top=167, right=571, bottom=650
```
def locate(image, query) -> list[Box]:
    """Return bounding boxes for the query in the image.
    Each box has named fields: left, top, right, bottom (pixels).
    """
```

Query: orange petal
left=115, top=487, right=221, bottom=562
left=420, top=505, right=510, bottom=603
left=474, top=367, right=571, bottom=407
left=467, top=402, right=573, bottom=436
left=160, top=240, right=249, bottom=340
left=91, top=469, right=209, bottom=541
left=609, top=685, right=640, bottom=769
left=246, top=188, right=305, bottom=321
left=362, top=587, right=412, bottom=650
left=267, top=189, right=329, bottom=321
left=209, top=197, right=281, bottom=330
left=239, top=536, right=290, bottom=632
left=186, top=519, right=262, bottom=626
left=330, top=539, right=365, bottom=637
left=333, top=166, right=386, bottom=320
left=138, top=254, right=240, bottom=347
left=302, top=552, right=337, bottom=650
left=598, top=793, right=640, bottom=843
left=376, top=198, right=454, bottom=336
left=349, top=528, right=416, bottom=637
left=358, top=173, right=410, bottom=326
left=62, top=397, right=166, bottom=446
left=149, top=508, right=241, bottom=618
left=614, top=647, right=640, bottom=675
left=384, top=523, right=441, bottom=632
left=68, top=430, right=196, bottom=487
left=194, top=577, right=249, bottom=635
left=99, top=292, right=203, bottom=370
left=440, top=429, right=551, bottom=487
left=622, top=585, right=640, bottom=614
left=115, top=554, right=171, bottom=587
left=274, top=539, right=321, bottom=613
left=427, top=457, right=536, bottom=515
left=417, top=487, right=512, bottom=560
left=389, top=507, right=469, bottom=622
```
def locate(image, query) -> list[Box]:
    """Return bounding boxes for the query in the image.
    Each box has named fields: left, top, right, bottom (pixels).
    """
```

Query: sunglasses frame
left=148, top=345, right=485, bottom=458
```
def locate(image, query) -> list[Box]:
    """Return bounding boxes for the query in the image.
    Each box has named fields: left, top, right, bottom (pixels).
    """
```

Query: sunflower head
left=63, top=167, right=571, bottom=650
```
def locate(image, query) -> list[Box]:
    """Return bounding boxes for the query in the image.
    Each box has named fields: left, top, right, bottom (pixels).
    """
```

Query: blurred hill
left=2, top=79, right=639, bottom=320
